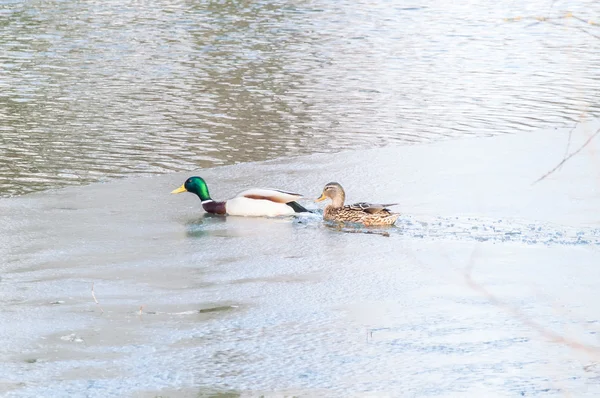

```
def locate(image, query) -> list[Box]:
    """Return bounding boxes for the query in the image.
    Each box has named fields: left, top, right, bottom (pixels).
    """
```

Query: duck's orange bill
left=315, top=193, right=327, bottom=202
left=171, top=185, right=187, bottom=194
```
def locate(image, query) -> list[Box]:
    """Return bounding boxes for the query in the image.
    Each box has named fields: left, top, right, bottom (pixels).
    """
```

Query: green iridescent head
left=171, top=176, right=212, bottom=201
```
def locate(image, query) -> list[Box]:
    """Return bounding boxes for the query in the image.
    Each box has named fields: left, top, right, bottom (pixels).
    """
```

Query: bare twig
left=91, top=283, right=104, bottom=314
left=561, top=106, right=593, bottom=169
left=465, top=250, right=600, bottom=357
left=545, top=20, right=600, bottom=40
left=504, top=12, right=600, bottom=40
left=532, top=126, right=600, bottom=185
left=561, top=123, right=578, bottom=162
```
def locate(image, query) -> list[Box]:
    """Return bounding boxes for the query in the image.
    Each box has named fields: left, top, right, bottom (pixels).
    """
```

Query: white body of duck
left=172, top=177, right=307, bottom=217
left=222, top=188, right=304, bottom=217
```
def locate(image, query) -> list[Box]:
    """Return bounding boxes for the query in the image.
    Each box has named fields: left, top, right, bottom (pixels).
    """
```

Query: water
left=2, top=0, right=600, bottom=196
left=2, top=1, right=600, bottom=395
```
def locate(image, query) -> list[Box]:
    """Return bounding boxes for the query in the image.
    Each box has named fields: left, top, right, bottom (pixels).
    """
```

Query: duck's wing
left=235, top=188, right=303, bottom=204
left=347, top=202, right=398, bottom=214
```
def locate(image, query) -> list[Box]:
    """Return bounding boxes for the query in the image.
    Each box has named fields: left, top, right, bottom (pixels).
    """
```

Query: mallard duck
left=171, top=176, right=308, bottom=217
left=315, top=182, right=399, bottom=226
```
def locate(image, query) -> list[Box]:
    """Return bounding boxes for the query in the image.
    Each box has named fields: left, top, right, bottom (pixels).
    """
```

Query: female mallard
left=171, top=176, right=308, bottom=217
left=315, top=182, right=399, bottom=226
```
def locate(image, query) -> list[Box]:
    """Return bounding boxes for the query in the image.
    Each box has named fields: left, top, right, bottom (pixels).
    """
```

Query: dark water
left=2, top=0, right=600, bottom=196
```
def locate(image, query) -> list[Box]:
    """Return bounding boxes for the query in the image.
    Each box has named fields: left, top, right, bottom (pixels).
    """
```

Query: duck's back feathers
left=236, top=188, right=303, bottom=204
left=347, top=202, right=398, bottom=214
left=324, top=205, right=399, bottom=226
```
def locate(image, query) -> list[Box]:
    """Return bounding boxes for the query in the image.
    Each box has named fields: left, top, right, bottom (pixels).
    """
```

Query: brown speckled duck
left=315, top=182, right=399, bottom=226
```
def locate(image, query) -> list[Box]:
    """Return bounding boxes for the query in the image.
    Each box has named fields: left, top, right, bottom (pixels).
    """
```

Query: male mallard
left=171, top=176, right=308, bottom=217
left=315, top=182, right=399, bottom=226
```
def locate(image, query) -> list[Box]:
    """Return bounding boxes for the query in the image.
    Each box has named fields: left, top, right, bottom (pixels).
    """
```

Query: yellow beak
left=171, top=185, right=187, bottom=194
left=315, top=193, right=327, bottom=202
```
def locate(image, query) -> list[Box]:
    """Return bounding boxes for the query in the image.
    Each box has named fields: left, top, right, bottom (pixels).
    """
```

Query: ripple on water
left=2, top=0, right=600, bottom=196
left=295, top=212, right=600, bottom=247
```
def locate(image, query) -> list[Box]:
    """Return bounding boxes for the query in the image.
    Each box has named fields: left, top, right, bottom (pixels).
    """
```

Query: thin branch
left=561, top=123, right=578, bottom=161
left=532, top=126, right=600, bottom=185
left=560, top=109, right=593, bottom=171
left=91, top=283, right=104, bottom=314
left=504, top=12, right=600, bottom=40
left=546, top=19, right=600, bottom=40
left=465, top=251, right=600, bottom=357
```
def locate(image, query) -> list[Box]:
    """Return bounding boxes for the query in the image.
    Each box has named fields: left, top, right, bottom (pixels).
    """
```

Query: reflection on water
left=1, top=0, right=600, bottom=196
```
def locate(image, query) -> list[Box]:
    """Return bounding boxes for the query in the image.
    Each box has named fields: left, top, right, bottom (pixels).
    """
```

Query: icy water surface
left=1, top=123, right=600, bottom=397
left=2, top=0, right=600, bottom=196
